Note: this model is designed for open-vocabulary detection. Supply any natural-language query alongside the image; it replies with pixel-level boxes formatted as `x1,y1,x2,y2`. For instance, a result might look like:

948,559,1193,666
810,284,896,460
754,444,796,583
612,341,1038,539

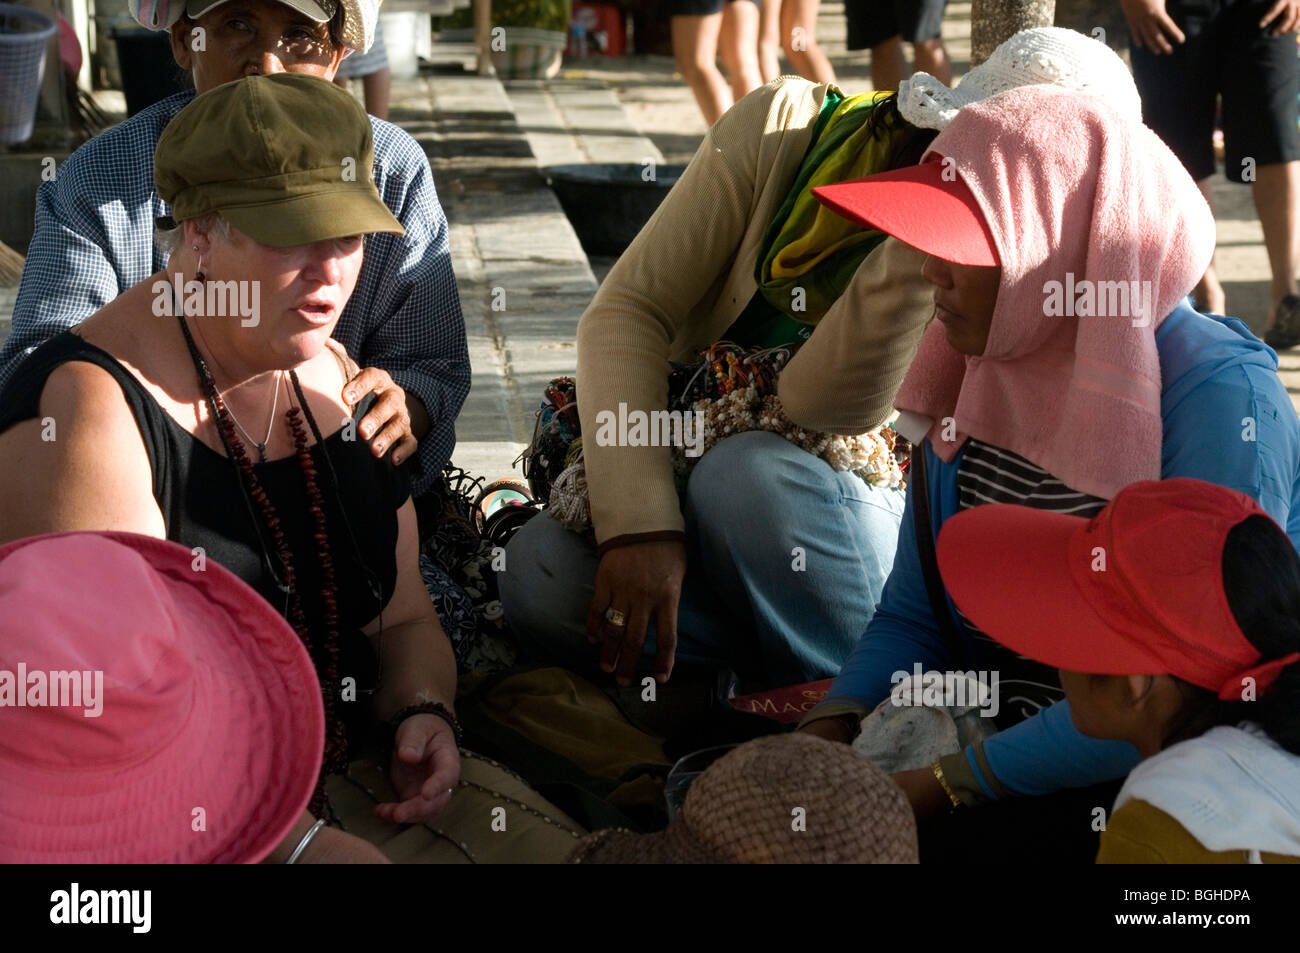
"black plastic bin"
545,163,688,257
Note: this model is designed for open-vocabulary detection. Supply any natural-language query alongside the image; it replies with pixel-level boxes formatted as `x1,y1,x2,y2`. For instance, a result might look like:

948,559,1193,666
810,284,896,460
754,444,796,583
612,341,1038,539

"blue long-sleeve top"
810,302,1300,801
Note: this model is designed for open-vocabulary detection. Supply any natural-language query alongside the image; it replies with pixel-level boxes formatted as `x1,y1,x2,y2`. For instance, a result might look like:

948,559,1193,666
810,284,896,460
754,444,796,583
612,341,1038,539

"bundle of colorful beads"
683,387,904,488
518,377,580,502
525,345,908,534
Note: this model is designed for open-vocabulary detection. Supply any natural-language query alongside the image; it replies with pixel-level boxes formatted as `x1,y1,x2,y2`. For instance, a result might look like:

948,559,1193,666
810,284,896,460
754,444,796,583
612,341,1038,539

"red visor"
812,155,1000,267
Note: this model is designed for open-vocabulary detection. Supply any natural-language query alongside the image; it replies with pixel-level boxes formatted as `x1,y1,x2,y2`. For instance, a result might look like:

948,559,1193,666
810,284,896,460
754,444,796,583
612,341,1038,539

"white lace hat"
131,0,378,53
898,27,1141,131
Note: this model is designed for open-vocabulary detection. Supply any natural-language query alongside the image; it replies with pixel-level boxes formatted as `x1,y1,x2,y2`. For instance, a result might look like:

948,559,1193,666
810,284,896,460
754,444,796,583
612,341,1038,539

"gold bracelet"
931,761,963,810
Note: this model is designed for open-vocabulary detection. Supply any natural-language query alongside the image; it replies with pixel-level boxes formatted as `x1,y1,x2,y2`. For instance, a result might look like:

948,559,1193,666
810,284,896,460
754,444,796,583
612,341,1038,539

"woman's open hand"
1260,0,1300,35
377,713,462,825
1120,0,1186,54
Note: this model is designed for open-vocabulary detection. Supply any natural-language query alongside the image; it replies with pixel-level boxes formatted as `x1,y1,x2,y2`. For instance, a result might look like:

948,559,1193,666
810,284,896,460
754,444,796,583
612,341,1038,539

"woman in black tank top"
0,74,461,864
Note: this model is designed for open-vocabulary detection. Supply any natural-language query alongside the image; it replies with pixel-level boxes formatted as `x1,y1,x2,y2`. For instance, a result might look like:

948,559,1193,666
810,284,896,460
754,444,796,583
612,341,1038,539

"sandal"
1265,294,1300,351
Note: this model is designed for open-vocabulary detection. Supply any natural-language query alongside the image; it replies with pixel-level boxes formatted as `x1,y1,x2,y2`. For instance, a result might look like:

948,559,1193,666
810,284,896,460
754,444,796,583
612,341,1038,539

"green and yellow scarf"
727,87,909,350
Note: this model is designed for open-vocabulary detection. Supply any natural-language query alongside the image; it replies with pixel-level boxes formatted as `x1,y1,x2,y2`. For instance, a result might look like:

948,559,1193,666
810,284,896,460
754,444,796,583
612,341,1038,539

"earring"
195,254,206,283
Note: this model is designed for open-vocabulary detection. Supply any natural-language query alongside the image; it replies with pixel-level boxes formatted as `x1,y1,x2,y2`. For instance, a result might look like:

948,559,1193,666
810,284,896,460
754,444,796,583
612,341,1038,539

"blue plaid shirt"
2,91,469,496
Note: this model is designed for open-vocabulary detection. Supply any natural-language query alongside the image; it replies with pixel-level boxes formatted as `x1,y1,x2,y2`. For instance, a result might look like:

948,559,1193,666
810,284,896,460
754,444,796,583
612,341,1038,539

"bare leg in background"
758,0,784,83
673,13,732,125
870,35,907,91
1194,177,1227,315
360,67,391,121
720,0,764,101
913,35,952,85
781,0,836,84
1253,160,1300,327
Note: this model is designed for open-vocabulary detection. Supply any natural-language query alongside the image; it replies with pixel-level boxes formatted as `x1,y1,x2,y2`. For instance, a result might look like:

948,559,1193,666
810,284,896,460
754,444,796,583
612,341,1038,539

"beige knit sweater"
575,78,935,548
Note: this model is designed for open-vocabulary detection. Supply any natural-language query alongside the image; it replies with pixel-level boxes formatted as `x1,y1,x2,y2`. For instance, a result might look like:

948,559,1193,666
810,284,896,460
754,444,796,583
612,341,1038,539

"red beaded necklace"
177,312,346,816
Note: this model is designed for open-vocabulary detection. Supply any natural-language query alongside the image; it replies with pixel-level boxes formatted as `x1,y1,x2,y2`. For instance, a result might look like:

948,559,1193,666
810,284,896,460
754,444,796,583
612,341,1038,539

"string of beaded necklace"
175,300,347,816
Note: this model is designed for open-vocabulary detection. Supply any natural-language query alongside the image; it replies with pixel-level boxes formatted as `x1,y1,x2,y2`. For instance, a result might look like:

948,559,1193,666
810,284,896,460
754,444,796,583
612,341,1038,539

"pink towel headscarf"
894,84,1215,500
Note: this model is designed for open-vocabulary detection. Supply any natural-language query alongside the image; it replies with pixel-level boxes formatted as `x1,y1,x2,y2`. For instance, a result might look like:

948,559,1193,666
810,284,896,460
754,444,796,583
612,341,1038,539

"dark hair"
1164,515,1300,754
862,93,939,173
327,4,347,49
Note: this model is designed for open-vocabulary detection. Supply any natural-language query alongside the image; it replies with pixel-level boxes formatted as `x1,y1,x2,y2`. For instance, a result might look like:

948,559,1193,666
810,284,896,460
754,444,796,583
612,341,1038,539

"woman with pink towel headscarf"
797,83,1300,863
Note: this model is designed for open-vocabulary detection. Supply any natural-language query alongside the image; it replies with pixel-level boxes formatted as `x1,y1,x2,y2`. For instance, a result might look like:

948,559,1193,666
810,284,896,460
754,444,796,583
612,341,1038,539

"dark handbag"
908,442,973,670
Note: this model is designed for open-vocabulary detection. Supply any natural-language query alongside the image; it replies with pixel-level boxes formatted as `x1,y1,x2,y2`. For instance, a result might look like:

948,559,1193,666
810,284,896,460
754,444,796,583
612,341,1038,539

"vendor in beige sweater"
502,76,933,691
501,29,1123,691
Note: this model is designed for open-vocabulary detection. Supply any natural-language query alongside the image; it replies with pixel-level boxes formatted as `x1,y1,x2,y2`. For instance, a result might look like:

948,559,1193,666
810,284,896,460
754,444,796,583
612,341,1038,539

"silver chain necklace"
181,260,282,463
215,370,282,463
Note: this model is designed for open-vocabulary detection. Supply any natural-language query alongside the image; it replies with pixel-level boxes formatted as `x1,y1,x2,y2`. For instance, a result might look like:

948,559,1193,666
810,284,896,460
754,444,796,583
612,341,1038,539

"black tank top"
0,332,410,645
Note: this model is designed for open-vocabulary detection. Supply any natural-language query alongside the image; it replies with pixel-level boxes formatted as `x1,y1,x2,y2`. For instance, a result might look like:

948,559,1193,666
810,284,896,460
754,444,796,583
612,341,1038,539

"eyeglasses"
195,20,337,63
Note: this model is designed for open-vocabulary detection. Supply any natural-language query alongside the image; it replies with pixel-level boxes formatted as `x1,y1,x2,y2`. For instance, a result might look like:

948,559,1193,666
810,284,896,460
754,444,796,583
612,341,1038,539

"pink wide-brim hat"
0,532,324,863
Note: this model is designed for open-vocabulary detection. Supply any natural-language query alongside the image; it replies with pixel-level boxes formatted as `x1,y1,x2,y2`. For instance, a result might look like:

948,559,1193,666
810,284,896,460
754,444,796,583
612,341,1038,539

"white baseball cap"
898,27,1142,131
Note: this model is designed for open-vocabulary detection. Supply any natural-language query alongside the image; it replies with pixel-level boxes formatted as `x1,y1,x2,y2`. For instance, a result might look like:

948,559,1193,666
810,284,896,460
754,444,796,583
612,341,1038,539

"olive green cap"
153,72,404,247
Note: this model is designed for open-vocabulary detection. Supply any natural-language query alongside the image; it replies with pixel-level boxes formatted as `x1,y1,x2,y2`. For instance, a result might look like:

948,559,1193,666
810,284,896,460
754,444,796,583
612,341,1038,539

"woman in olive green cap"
0,73,583,864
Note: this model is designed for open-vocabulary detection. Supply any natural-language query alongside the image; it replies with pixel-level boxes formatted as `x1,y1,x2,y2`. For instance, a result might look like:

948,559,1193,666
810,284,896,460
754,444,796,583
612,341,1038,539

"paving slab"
0,287,15,344
409,72,597,482
508,79,666,170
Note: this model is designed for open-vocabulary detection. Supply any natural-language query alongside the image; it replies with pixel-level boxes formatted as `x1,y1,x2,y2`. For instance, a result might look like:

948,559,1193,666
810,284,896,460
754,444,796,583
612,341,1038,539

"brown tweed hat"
569,733,918,864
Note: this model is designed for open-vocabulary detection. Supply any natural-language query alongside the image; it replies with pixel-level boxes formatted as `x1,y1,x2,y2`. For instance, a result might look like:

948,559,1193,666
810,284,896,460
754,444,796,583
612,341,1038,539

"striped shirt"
955,439,1108,724
2,91,469,496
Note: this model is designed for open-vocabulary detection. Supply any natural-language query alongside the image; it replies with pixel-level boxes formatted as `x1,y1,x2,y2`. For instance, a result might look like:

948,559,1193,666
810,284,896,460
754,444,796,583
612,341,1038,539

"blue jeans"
499,431,905,688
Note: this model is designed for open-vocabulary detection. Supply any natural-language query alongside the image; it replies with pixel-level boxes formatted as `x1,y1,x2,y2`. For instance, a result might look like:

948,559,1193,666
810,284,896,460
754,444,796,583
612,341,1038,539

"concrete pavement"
400,72,664,479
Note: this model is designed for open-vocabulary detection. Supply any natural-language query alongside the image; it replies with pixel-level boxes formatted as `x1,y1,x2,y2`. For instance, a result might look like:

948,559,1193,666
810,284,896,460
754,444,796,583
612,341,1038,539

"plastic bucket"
491,28,565,80
0,3,57,145
111,25,187,117
439,26,565,80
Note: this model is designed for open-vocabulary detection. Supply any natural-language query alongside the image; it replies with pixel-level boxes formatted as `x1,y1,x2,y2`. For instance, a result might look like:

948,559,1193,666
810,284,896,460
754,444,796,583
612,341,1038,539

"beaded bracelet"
386,701,463,749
